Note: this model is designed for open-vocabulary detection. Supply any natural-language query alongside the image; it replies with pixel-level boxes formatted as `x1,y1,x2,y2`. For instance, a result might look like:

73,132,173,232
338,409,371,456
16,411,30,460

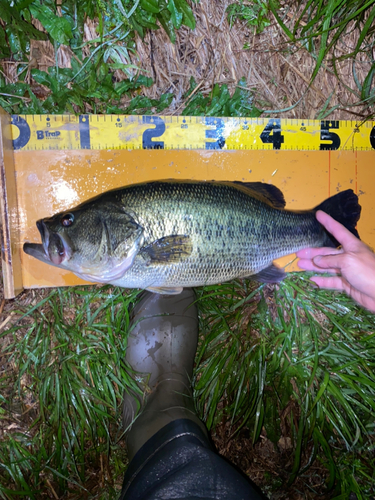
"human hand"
297,210,375,313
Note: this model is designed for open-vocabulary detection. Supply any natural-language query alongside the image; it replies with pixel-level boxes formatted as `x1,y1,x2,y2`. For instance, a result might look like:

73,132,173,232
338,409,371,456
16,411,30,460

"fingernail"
313,256,321,264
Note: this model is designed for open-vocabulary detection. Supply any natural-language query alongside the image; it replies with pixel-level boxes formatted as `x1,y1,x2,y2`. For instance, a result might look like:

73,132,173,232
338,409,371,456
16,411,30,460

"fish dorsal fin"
114,179,286,209
205,180,285,208
230,181,286,209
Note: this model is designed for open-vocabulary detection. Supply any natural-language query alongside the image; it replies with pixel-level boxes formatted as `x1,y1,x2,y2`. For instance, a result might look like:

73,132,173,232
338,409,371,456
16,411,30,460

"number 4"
260,119,284,149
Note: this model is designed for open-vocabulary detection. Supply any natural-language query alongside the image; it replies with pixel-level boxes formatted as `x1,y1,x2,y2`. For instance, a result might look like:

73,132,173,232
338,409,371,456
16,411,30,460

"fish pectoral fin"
146,286,184,295
251,264,286,283
141,235,192,264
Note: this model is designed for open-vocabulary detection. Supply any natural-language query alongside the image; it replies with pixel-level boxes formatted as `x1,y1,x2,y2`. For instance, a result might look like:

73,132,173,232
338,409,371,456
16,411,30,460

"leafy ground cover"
1,277,375,499
1,0,374,118
1,1,375,499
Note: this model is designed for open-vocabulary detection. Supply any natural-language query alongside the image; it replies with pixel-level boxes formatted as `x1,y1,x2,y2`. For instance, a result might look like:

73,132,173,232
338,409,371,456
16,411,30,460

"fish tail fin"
315,189,361,247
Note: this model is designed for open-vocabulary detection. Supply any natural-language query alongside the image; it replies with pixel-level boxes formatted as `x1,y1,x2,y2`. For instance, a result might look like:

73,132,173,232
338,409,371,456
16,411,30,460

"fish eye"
61,213,74,227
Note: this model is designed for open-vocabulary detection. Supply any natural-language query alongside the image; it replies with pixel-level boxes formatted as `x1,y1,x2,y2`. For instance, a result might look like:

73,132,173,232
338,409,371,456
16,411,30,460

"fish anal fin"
146,286,183,295
142,235,192,264
251,264,286,283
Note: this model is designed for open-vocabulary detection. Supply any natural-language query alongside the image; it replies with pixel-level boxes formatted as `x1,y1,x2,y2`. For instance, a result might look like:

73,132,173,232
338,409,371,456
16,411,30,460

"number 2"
142,116,165,149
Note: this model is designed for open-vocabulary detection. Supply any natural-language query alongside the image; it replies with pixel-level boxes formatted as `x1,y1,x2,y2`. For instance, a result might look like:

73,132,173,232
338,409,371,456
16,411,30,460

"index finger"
296,247,342,259
316,211,361,251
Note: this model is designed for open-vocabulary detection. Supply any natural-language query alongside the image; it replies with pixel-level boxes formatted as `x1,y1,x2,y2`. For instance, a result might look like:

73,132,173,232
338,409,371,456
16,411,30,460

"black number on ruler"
142,116,165,149
205,117,225,149
260,119,284,149
370,126,375,149
79,115,90,149
320,121,340,150
11,115,31,150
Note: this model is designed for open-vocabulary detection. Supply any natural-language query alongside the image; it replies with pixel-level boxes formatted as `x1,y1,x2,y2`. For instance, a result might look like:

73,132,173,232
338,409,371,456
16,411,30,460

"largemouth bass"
24,181,361,294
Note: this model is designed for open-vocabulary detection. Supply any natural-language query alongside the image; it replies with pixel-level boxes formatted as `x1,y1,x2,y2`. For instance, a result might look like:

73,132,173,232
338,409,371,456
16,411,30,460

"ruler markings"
9,115,375,152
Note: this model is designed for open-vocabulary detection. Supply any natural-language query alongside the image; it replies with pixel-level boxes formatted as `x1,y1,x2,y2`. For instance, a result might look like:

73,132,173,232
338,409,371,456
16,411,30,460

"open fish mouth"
36,219,50,260
23,220,71,267
23,242,50,264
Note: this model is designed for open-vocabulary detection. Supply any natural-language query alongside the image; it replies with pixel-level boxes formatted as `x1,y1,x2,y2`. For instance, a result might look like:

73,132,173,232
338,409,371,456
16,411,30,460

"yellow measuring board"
1,111,375,298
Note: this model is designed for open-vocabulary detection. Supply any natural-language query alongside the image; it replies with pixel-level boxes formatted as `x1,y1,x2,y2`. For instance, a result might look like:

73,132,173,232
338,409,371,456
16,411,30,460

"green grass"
226,0,272,34
194,276,375,497
269,0,375,118
0,0,195,115
1,276,375,498
1,0,374,118
0,286,142,498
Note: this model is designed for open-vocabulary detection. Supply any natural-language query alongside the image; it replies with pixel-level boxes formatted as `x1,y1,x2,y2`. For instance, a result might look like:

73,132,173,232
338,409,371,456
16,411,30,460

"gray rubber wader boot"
123,288,207,461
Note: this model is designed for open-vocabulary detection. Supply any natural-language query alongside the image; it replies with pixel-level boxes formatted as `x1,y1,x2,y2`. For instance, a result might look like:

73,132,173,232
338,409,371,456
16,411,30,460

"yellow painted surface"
15,148,375,289
10,115,375,151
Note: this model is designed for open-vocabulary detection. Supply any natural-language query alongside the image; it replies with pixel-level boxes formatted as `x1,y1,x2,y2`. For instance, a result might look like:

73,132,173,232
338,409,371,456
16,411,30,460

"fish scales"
23,180,361,293
103,182,324,288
